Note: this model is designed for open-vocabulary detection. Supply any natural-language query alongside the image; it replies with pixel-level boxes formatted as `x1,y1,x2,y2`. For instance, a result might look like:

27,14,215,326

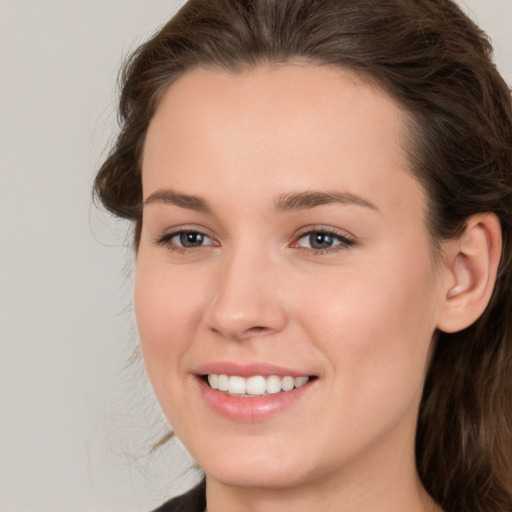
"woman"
94,0,512,511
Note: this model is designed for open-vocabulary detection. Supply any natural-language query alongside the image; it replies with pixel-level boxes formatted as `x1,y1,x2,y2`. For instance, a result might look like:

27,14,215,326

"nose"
204,248,288,341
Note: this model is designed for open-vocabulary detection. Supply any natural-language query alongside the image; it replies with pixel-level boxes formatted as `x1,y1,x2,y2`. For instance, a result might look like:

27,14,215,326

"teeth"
228,376,246,395
266,375,282,394
207,374,310,396
294,376,309,388
246,375,266,395
217,374,229,392
208,374,218,390
281,376,295,392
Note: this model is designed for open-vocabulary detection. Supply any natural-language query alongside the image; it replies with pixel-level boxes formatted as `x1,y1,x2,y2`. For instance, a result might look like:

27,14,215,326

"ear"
437,213,502,333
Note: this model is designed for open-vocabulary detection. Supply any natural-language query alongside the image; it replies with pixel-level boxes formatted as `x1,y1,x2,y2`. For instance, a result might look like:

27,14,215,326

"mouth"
193,362,318,421
201,374,316,397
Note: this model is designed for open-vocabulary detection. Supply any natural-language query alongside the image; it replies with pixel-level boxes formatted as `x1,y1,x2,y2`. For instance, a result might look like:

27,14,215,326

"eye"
293,229,355,252
175,231,210,248
155,230,217,251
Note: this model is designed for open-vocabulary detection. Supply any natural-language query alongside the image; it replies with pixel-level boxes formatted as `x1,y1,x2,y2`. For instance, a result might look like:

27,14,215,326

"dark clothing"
151,480,206,512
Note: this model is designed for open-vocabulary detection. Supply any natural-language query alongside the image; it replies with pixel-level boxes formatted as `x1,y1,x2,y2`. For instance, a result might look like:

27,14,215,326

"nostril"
244,326,273,337
212,325,273,342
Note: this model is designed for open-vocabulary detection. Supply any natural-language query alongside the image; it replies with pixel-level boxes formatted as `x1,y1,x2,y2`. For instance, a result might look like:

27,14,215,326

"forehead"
142,64,424,220
145,64,408,162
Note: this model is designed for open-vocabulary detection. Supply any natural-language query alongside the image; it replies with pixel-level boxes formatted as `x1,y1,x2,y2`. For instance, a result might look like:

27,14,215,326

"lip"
194,361,313,378
192,362,317,422
195,377,315,422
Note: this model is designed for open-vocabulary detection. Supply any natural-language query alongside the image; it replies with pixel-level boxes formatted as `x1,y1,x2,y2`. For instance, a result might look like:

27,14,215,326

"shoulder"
150,480,206,512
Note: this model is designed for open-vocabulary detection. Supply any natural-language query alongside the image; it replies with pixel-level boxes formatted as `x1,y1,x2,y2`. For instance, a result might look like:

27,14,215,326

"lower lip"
195,376,315,422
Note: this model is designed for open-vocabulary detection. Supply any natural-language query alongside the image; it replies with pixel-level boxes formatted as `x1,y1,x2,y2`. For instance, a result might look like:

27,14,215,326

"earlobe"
437,213,502,333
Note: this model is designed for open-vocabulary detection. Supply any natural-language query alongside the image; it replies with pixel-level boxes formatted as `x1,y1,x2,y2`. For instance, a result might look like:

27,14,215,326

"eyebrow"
144,189,212,213
274,191,378,212
143,188,378,214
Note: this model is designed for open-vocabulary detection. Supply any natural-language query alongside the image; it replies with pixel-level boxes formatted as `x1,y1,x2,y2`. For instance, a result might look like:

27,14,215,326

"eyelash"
292,228,356,255
155,229,216,253
154,227,356,255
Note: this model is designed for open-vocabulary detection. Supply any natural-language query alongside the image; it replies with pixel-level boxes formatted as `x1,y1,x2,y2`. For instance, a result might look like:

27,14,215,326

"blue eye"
307,232,335,249
175,231,209,247
156,230,215,250
295,230,354,251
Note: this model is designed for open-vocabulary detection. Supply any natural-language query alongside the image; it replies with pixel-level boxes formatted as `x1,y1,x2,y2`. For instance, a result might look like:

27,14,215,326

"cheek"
287,260,439,463
296,251,439,404
133,260,205,400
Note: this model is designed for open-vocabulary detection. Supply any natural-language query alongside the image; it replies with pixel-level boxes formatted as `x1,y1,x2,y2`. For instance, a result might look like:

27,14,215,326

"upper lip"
194,361,314,378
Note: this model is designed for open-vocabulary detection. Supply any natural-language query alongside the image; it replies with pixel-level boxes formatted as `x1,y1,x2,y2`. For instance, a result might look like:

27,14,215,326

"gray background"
1,1,511,510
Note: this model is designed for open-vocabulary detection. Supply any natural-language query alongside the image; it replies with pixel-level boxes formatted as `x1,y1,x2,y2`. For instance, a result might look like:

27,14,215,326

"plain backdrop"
1,1,511,511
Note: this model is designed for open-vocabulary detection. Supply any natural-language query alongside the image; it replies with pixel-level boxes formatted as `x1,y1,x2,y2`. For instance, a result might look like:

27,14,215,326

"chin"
195,443,314,490
205,463,311,491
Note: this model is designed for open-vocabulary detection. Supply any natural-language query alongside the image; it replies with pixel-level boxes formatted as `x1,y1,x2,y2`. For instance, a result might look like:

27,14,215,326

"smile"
195,365,318,421
206,374,310,396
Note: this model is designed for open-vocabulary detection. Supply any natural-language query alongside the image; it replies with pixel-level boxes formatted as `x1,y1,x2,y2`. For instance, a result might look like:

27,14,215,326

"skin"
135,64,449,512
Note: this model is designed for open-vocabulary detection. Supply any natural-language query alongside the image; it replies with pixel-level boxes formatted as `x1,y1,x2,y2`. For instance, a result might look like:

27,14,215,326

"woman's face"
136,65,448,491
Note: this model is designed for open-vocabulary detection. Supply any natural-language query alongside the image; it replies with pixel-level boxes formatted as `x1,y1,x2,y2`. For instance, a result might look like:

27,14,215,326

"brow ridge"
274,191,378,212
144,188,377,214
144,189,211,213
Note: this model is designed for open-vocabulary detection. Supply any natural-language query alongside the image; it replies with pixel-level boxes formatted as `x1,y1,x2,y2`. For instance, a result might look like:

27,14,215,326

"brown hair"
94,1,512,510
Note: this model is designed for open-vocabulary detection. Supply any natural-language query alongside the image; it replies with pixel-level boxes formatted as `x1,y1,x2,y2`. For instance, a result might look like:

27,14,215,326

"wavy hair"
94,1,512,510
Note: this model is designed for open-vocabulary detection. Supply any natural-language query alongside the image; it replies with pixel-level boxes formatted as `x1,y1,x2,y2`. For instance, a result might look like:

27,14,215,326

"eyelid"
293,225,356,241
290,225,356,252
154,226,219,250
153,224,356,254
